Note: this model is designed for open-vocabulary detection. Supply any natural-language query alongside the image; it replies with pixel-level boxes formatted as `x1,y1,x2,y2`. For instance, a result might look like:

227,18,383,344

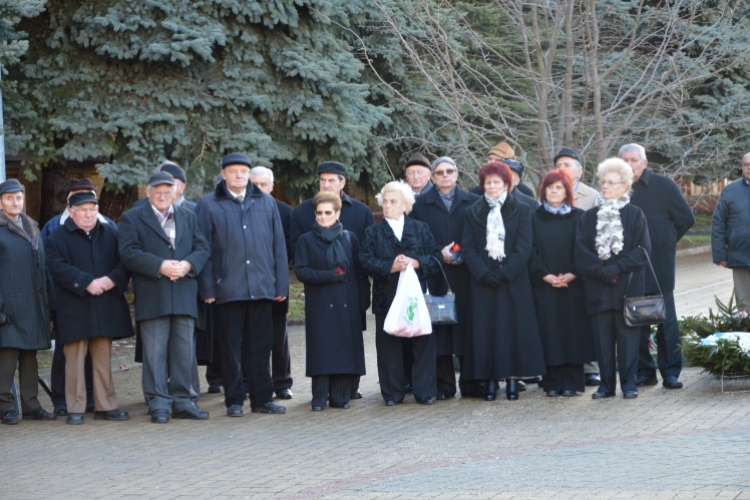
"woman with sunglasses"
294,191,370,411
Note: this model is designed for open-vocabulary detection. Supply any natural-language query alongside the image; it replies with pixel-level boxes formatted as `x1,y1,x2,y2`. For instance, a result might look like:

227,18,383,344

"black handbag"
423,257,458,325
623,246,666,327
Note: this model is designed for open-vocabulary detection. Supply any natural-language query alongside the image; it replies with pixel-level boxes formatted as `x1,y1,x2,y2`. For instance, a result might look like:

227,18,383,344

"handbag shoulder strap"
624,246,662,298
429,255,452,294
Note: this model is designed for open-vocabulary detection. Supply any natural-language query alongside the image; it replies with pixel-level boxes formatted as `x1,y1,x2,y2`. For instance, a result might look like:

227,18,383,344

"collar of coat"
214,179,263,201
0,212,41,249
470,191,518,225
63,216,103,236
636,168,652,186
422,185,473,213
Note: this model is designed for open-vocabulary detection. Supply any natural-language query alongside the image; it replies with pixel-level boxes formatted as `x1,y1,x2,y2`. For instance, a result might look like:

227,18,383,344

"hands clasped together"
159,259,194,281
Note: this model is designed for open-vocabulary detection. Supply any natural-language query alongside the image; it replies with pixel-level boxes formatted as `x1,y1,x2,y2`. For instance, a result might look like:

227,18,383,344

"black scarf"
313,221,349,271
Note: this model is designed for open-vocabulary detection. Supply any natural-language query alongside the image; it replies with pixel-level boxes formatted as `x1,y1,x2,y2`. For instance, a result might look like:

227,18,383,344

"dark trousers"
591,310,640,394
311,375,352,408
638,290,682,380
217,300,274,409
436,354,456,396
403,338,414,384
375,314,436,402
50,336,94,408
542,364,585,393
271,312,293,393
205,326,223,386
0,348,41,414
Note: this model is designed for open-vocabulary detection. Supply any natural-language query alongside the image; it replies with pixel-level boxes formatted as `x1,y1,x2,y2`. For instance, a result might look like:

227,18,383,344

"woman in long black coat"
530,169,595,397
295,192,369,411
360,181,442,406
462,161,546,401
575,158,651,400
410,157,479,399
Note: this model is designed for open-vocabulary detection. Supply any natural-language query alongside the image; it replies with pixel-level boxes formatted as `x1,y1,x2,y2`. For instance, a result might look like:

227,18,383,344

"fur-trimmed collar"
0,212,41,249
470,192,518,225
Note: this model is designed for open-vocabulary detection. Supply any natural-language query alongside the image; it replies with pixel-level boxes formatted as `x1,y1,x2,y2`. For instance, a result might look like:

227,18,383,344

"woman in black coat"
294,192,369,411
575,158,651,400
530,169,595,397
462,161,546,401
410,157,480,399
360,181,442,406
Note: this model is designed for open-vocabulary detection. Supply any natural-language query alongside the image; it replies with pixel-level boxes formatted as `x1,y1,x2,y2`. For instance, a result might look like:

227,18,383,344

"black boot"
506,379,519,401
485,380,497,401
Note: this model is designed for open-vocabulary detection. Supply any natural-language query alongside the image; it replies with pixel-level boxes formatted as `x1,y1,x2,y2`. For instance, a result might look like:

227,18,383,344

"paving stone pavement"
3,253,750,500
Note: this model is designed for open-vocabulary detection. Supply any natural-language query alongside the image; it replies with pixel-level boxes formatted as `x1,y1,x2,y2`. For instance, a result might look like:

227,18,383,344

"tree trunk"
98,181,138,224
39,161,69,227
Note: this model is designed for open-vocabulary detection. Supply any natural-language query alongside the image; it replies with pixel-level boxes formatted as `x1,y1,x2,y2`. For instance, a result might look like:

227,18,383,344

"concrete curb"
677,244,712,257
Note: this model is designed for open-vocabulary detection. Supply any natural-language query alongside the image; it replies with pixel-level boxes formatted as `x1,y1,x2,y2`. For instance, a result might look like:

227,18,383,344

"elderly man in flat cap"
120,172,210,423
196,153,289,416
554,147,599,210
0,179,56,425
403,153,435,197
289,160,373,399
40,177,117,416
45,191,132,425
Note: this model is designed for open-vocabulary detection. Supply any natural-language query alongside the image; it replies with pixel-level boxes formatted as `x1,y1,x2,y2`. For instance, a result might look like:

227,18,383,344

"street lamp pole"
0,69,6,181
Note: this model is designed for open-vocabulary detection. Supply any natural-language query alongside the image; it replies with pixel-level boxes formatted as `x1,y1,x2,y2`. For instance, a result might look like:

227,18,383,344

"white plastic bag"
383,264,433,337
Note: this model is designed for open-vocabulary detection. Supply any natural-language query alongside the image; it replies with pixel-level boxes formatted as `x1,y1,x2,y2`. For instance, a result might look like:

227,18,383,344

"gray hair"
431,156,456,172
250,166,274,183
376,180,416,214
618,143,647,161
597,158,634,190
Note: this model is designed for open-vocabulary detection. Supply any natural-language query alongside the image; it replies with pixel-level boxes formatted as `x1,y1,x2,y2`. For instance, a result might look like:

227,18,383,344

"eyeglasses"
434,169,456,176
315,210,336,216
600,181,625,187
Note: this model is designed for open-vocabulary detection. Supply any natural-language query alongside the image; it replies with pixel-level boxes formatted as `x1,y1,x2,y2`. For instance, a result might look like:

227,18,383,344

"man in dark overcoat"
119,172,210,423
196,153,289,417
410,156,479,399
45,191,132,425
620,143,695,389
289,161,373,398
0,179,56,425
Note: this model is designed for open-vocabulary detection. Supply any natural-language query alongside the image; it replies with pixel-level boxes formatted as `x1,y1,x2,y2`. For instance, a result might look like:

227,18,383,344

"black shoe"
251,402,286,414
522,376,542,384
173,407,209,420
94,409,130,421
330,403,351,409
506,379,519,401
663,376,683,389
385,400,397,406
415,397,434,405
561,390,577,397
623,391,639,399
66,413,85,425
276,389,293,400
22,407,56,421
350,391,363,400
1,411,19,425
53,404,68,416
85,403,95,413
207,383,222,394
485,380,497,401
517,380,526,392
312,405,324,412
585,374,601,387
546,390,560,397
592,391,615,399
150,409,170,424
404,381,414,394
435,392,453,400
636,375,658,387
226,404,243,417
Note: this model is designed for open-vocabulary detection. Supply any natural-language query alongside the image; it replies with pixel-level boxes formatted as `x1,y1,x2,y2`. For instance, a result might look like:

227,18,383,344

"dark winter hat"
222,153,252,169
553,147,582,166
504,159,525,178
68,191,98,207
317,161,348,177
158,161,187,184
148,171,175,187
66,177,97,194
0,178,24,196
404,153,431,171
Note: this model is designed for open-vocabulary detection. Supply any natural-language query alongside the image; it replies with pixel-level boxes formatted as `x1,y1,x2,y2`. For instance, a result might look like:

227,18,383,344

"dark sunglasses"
434,168,456,176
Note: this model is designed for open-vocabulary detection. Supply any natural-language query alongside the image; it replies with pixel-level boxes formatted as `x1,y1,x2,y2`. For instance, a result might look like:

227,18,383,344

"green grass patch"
288,282,305,325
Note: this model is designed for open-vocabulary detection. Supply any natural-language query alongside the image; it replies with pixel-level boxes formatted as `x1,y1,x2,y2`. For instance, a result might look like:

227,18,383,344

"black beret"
317,161,347,177
0,179,24,196
68,191,98,207
159,161,187,184
222,153,252,169
503,159,525,178
148,171,175,187
66,177,96,194
553,147,582,166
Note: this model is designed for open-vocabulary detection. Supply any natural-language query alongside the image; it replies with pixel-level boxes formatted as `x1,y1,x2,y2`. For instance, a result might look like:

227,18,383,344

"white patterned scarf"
485,190,508,261
594,193,630,260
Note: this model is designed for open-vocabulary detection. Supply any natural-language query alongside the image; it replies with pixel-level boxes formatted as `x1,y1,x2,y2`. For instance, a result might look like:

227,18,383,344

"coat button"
344,304,348,308
246,260,250,264
330,304,333,308
74,283,79,288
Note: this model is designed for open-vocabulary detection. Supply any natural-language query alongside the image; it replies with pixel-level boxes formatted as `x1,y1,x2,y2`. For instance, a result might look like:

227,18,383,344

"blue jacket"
712,178,750,268
196,180,289,304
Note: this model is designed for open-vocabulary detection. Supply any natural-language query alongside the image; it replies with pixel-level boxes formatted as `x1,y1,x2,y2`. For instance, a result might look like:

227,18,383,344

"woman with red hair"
530,169,596,397
461,161,546,401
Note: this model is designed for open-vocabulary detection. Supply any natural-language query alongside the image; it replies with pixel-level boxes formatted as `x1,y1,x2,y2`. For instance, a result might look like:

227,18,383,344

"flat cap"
317,161,347,177
489,142,515,160
0,178,24,196
222,153,252,169
553,147,582,166
66,177,96,194
148,171,175,187
404,153,431,171
159,161,187,184
68,191,98,207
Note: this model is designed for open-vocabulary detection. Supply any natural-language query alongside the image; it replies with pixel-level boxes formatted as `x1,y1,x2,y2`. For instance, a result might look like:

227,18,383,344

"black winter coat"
575,203,652,315
45,218,133,344
0,213,51,351
119,202,210,321
529,207,595,366
410,186,480,356
461,194,546,379
295,230,368,377
272,199,293,315
631,168,695,293
471,184,537,201
360,216,441,315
